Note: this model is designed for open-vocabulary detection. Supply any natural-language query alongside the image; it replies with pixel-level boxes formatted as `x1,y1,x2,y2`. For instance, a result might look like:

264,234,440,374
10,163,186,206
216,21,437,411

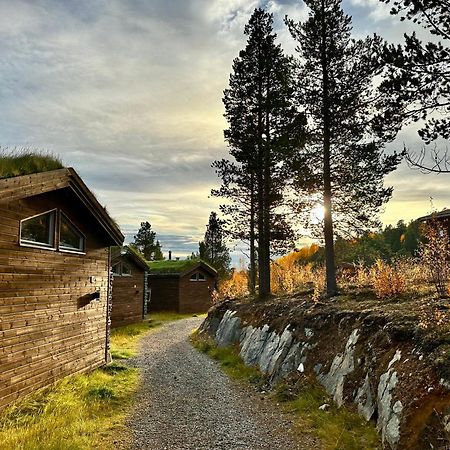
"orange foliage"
218,269,249,299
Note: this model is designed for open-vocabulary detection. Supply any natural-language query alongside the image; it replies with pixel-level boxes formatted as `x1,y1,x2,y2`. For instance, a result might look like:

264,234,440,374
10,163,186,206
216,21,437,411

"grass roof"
148,259,218,275
148,259,200,274
0,149,63,179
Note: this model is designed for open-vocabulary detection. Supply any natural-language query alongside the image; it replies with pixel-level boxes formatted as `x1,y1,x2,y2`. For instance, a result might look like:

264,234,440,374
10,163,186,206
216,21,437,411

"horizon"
0,0,448,262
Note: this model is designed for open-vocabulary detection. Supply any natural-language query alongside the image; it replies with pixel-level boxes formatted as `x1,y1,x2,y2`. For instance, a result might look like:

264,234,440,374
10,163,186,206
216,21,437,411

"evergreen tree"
286,0,401,295
377,0,450,172
199,212,231,278
219,8,305,298
132,221,164,261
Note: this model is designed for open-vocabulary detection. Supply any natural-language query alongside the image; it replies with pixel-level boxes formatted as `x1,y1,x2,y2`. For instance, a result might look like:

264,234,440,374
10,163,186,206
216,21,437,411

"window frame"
112,261,132,277
58,212,86,254
19,209,57,251
189,272,207,282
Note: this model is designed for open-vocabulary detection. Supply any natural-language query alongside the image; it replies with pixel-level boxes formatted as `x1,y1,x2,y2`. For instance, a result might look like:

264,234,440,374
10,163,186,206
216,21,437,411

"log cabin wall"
178,269,216,314
111,257,145,328
0,190,111,409
147,276,180,312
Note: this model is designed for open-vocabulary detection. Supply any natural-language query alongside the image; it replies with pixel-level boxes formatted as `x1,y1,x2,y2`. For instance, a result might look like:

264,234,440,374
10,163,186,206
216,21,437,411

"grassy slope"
0,313,192,450
191,331,380,450
0,151,63,179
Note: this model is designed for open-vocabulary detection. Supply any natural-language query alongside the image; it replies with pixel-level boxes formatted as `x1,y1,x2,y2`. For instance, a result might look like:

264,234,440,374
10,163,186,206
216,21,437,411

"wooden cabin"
148,260,217,314
0,168,123,409
419,209,450,235
111,246,148,328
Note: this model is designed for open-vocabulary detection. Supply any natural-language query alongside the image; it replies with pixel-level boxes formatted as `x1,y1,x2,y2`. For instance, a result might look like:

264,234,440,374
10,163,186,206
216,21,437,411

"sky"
0,0,448,260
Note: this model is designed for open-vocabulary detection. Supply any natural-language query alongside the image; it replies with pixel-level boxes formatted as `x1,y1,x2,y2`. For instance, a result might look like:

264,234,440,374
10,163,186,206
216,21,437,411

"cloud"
0,0,448,262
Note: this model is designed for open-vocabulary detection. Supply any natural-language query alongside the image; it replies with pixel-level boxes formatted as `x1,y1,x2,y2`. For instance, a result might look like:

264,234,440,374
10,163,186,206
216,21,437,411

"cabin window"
121,263,132,276
59,214,85,253
112,262,132,276
190,272,206,282
20,210,56,249
112,263,121,276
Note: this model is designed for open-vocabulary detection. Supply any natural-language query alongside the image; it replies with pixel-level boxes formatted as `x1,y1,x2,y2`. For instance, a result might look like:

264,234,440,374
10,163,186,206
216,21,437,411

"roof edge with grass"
0,149,64,179
148,259,217,276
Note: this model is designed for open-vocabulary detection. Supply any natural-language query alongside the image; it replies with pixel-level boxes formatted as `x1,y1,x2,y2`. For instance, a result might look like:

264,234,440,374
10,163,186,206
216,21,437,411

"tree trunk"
320,0,338,296
249,172,257,296
257,45,268,300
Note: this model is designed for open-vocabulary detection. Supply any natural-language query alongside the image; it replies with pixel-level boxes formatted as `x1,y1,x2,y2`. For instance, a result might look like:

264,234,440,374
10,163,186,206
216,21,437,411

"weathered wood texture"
0,189,111,409
178,270,215,314
148,268,215,313
148,276,179,312
111,259,145,328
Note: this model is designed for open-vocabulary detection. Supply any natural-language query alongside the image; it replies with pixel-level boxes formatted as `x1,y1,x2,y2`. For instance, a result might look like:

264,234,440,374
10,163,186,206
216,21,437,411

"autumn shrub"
218,269,249,299
370,259,406,299
420,220,450,298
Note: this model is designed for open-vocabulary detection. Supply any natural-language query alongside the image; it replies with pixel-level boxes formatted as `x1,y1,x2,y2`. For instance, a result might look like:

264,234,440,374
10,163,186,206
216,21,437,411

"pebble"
125,318,318,450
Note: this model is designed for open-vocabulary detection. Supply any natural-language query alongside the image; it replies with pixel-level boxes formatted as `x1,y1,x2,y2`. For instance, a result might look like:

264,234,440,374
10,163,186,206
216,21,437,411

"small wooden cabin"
111,246,148,328
419,209,450,235
0,168,123,409
148,260,217,314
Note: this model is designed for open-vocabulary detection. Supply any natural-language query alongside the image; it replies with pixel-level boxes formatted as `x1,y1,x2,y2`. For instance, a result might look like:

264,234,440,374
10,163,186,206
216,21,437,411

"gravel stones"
126,318,314,450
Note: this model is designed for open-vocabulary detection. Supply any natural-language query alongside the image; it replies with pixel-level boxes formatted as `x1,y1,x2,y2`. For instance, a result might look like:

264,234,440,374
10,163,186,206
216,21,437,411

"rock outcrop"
199,298,450,449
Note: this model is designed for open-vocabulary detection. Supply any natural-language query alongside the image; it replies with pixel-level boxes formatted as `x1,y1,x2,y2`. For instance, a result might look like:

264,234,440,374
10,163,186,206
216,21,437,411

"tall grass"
0,148,63,179
0,364,137,450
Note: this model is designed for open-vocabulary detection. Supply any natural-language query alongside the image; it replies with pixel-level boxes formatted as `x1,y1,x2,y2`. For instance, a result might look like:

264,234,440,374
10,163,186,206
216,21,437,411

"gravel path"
126,317,319,450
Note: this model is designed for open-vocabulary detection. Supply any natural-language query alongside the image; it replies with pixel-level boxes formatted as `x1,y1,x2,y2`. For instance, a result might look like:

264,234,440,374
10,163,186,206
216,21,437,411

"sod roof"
0,152,63,179
147,259,217,276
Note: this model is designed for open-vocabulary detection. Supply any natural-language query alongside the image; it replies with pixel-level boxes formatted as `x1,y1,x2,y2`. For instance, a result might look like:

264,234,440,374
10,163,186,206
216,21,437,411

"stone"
377,350,402,448
215,310,242,347
355,374,375,421
319,329,359,408
239,325,271,366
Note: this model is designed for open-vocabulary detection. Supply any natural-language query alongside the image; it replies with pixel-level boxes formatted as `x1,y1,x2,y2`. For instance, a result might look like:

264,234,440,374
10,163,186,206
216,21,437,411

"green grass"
190,331,263,383
0,313,193,450
0,149,63,179
148,259,201,273
191,332,380,450
0,363,137,450
110,313,196,360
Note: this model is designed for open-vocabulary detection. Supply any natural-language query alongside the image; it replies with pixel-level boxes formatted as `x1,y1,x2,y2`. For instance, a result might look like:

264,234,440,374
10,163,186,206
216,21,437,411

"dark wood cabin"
111,246,148,328
418,209,450,235
0,168,123,410
148,260,217,314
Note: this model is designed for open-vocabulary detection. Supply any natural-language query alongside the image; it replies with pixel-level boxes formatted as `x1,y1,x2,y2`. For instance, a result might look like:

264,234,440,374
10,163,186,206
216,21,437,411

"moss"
0,149,63,179
148,259,215,274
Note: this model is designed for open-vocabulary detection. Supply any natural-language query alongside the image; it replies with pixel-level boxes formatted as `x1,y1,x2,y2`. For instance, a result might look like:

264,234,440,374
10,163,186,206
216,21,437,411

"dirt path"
125,317,319,450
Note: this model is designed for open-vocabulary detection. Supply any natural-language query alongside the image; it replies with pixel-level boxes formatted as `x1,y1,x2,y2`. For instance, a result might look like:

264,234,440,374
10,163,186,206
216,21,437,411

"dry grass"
218,250,439,301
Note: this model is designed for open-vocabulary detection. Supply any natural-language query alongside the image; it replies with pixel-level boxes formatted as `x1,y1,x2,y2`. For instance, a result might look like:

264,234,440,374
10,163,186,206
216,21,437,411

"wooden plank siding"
148,276,180,312
178,270,215,314
111,260,146,328
0,189,112,409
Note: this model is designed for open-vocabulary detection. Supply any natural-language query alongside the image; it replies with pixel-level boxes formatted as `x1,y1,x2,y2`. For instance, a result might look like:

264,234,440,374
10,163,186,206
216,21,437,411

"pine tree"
133,221,164,261
199,212,231,278
219,8,305,299
286,0,401,295
377,0,450,172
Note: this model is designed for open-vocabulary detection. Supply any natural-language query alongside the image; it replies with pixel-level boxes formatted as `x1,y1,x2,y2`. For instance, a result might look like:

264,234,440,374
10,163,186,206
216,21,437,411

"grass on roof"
148,259,201,273
0,148,63,179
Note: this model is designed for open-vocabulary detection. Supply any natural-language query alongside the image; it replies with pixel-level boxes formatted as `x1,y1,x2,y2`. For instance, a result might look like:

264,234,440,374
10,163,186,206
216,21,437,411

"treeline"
305,220,422,266
212,0,448,298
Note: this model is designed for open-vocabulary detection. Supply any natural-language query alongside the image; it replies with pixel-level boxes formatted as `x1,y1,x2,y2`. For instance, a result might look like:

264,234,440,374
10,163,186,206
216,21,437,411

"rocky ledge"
199,297,450,449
